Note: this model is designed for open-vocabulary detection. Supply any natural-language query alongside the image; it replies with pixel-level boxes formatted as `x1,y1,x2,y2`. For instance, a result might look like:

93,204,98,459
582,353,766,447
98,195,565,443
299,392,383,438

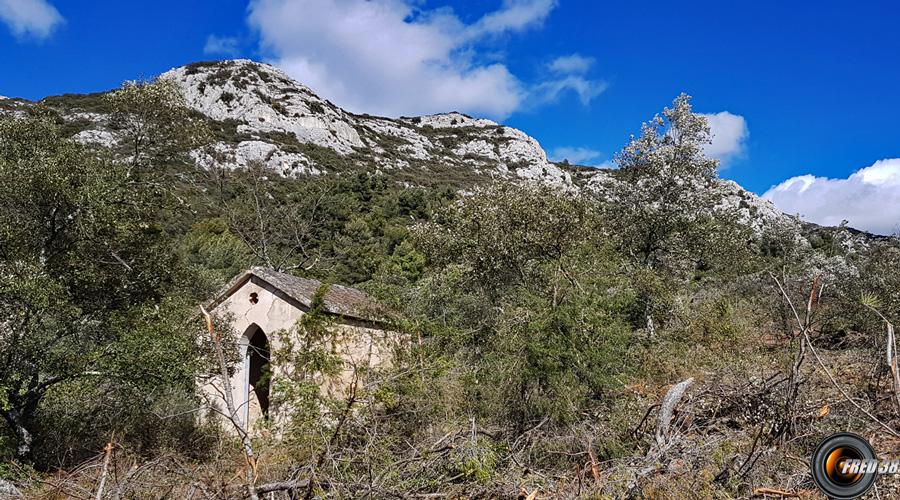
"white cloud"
531,52,606,106
700,111,748,165
547,54,594,74
763,158,900,235
0,0,63,40
464,0,556,39
533,75,607,105
204,35,240,57
248,0,590,119
529,54,609,106
548,146,602,165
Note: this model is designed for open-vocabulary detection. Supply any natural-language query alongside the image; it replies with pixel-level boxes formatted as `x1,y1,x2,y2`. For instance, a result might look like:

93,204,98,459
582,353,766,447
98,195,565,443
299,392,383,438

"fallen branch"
656,377,694,448
752,487,799,497
255,480,310,495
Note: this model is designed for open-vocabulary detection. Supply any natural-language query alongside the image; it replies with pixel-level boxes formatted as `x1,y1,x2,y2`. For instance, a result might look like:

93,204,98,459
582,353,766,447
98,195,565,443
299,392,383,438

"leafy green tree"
207,163,342,273
204,168,446,285
602,94,751,327
106,79,208,169
411,183,634,432
178,217,254,295
0,112,198,462
610,93,722,271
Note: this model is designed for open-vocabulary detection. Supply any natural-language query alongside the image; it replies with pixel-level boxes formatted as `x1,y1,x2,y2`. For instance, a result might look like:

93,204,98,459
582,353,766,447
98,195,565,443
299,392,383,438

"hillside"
3,59,810,236
5,59,900,499
24,59,570,186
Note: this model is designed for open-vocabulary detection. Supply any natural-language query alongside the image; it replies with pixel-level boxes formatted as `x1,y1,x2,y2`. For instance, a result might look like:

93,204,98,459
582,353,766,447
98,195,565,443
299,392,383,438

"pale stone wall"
200,275,393,433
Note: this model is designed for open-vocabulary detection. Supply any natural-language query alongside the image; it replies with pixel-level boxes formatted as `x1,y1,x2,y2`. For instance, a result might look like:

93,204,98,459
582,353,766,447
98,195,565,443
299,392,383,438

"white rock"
0,479,21,498
160,60,364,155
191,140,320,176
361,117,433,160
407,112,497,129
155,60,579,186
453,139,497,161
73,129,118,148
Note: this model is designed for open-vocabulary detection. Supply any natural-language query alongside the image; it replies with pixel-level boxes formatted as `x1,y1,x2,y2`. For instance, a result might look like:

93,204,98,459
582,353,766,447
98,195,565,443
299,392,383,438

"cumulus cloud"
548,146,602,165
204,35,240,57
763,158,900,235
0,0,63,40
700,111,748,165
248,0,602,119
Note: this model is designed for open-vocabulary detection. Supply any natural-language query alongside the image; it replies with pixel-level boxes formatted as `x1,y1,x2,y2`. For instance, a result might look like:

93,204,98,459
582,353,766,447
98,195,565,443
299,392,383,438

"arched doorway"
244,325,271,426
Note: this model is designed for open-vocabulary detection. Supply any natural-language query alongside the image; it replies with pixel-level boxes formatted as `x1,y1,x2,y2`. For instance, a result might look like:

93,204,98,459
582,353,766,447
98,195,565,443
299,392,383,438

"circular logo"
811,433,877,499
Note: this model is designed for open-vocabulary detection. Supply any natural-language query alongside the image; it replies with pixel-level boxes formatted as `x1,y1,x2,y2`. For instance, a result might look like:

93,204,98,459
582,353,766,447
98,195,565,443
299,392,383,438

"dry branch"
200,305,259,500
655,377,694,448
93,439,114,500
770,274,900,438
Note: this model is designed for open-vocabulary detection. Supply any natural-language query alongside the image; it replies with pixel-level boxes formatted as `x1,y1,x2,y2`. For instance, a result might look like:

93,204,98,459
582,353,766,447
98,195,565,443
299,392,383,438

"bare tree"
208,163,334,272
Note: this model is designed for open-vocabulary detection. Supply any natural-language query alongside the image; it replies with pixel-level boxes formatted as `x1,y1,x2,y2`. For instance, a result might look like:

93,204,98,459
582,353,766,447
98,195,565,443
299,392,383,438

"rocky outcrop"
158,60,571,186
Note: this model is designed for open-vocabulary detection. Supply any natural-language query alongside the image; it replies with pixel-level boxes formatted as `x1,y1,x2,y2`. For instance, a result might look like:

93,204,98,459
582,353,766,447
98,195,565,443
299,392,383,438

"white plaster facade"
201,267,394,432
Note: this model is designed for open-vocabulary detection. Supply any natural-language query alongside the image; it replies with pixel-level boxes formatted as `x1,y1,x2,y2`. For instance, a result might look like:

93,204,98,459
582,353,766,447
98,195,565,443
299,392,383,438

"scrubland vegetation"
1,82,900,498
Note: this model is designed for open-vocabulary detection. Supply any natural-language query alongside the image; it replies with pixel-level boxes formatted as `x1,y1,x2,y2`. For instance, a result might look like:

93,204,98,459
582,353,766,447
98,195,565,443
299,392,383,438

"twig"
752,487,799,497
586,441,602,485
629,403,660,438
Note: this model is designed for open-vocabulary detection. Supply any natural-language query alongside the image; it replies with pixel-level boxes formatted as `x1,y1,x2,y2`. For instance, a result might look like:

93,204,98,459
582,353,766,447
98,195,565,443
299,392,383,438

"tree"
411,183,634,432
106,78,208,169
600,94,751,327
0,111,197,462
207,163,335,273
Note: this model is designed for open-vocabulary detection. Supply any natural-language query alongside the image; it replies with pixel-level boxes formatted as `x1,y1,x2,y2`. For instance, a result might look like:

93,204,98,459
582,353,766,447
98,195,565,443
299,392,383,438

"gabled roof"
210,267,388,325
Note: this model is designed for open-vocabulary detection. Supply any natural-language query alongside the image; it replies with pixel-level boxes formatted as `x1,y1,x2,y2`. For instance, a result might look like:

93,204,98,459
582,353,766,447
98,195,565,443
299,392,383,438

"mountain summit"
159,59,572,185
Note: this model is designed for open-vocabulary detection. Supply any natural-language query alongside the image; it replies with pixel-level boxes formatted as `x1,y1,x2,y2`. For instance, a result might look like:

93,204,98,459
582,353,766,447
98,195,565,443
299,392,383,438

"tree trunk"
4,408,33,459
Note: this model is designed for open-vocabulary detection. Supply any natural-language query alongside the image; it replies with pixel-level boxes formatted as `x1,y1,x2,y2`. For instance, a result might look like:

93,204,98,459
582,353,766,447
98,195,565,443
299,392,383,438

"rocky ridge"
2,58,874,245
161,59,572,185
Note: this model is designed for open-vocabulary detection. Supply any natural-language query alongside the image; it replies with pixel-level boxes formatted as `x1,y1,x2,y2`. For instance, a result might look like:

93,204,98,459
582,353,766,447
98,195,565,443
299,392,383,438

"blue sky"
2,0,900,233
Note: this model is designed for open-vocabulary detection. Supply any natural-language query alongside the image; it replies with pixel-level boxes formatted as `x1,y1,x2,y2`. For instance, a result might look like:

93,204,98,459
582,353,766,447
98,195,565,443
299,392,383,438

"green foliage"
449,437,500,482
201,167,450,285
105,78,209,168
40,92,115,114
9,81,900,498
0,106,201,465
860,290,883,311
603,94,753,327
409,183,635,431
271,285,348,457
179,217,253,295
